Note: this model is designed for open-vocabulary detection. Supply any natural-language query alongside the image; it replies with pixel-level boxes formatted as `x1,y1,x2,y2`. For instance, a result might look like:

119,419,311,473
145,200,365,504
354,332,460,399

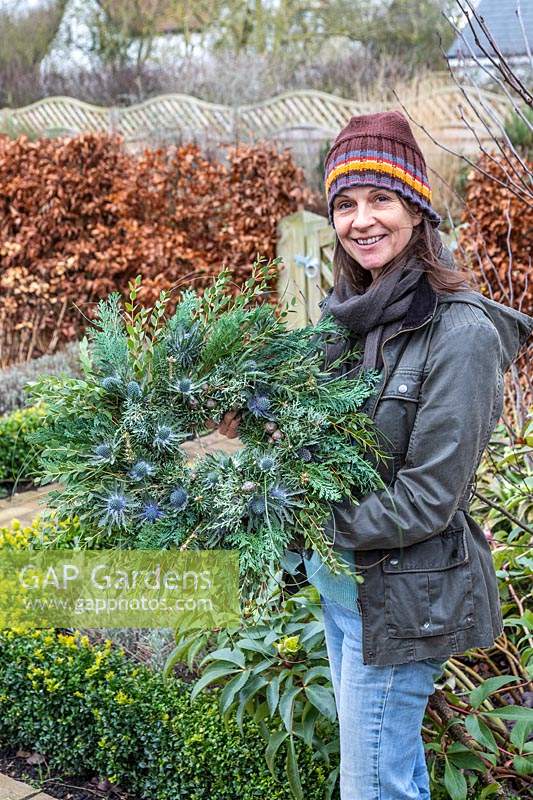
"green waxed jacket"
314,272,533,666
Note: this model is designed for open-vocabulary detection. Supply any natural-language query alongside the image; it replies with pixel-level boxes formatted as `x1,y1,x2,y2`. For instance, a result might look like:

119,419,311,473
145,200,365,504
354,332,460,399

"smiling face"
332,185,422,281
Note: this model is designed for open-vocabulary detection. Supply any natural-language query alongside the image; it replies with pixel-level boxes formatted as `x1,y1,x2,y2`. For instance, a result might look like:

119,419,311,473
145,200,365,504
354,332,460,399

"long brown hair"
332,195,472,295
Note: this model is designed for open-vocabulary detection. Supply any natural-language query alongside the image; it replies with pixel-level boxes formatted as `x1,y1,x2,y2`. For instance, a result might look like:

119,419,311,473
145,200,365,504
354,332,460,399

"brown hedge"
458,150,532,316
0,133,313,366
457,150,532,414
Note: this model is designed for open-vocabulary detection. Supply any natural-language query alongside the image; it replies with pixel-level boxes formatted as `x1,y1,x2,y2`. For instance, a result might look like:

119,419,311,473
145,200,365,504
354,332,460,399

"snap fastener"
422,621,430,629
398,383,408,393
389,558,399,566
465,615,473,623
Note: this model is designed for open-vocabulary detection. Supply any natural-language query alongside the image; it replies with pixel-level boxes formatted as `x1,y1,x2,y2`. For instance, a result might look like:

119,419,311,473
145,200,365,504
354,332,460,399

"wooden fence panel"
1,86,512,155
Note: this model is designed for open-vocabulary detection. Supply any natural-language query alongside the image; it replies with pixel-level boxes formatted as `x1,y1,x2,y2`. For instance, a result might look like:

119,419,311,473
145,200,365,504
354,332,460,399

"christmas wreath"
28,260,386,601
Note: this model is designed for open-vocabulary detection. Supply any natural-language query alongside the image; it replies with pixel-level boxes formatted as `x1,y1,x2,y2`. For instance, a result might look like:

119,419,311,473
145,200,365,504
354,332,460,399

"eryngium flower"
296,447,313,462
128,460,155,481
248,495,266,515
139,500,164,523
204,471,220,487
169,486,188,511
152,424,179,451
269,485,291,504
126,380,142,400
257,454,276,472
247,394,273,419
267,485,306,523
91,442,115,464
98,491,129,528
174,377,192,394
101,375,122,392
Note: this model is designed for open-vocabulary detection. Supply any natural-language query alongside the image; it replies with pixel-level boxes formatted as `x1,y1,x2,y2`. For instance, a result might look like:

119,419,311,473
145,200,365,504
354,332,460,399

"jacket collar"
399,271,438,331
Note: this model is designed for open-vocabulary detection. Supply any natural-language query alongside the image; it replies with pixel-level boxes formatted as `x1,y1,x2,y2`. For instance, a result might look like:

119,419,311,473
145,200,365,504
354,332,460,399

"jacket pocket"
382,527,475,638
374,369,423,454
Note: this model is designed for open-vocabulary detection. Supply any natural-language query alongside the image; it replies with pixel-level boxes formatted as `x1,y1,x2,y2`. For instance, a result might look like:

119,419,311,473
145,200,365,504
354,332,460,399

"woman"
217,111,533,799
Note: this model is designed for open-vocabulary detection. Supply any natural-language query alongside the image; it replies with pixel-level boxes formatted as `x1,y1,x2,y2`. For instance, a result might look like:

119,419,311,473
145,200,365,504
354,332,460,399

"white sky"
0,0,46,10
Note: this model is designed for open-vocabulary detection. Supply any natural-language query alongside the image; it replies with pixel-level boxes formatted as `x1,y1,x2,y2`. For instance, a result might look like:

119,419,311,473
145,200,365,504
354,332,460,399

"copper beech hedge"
457,150,532,411
458,150,532,316
0,133,313,365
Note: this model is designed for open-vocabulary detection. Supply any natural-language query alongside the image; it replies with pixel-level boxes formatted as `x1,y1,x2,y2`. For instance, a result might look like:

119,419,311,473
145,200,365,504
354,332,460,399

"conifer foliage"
27,260,385,599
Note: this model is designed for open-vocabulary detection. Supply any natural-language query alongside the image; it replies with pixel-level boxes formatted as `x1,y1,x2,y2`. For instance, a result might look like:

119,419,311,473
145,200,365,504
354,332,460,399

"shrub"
0,341,81,415
0,514,83,550
457,149,532,414
0,134,312,366
0,628,333,800
0,404,47,485
458,150,532,316
504,105,533,161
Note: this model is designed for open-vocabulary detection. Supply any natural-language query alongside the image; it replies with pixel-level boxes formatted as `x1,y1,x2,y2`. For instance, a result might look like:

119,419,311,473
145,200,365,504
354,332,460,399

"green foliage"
0,513,83,551
25,259,386,600
169,511,533,800
164,581,340,799
0,628,332,800
0,404,47,486
472,416,533,539
504,105,533,161
356,0,457,68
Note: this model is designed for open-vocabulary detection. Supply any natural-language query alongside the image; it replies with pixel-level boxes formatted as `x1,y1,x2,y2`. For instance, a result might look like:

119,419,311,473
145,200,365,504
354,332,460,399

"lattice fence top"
0,86,512,151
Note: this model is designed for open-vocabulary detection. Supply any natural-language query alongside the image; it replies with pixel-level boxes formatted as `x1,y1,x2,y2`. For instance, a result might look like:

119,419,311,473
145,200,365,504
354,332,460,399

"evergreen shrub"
0,628,334,800
0,404,46,485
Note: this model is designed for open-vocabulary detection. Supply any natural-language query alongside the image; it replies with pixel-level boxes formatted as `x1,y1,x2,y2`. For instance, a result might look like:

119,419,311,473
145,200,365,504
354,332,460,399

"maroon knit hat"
324,110,440,227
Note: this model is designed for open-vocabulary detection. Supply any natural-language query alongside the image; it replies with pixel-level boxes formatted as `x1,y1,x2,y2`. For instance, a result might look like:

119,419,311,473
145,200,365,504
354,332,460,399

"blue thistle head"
128,460,155,481
169,486,188,511
204,471,219,487
140,500,164,523
248,495,266,515
101,375,122,393
92,442,114,463
257,454,276,472
152,425,177,451
126,380,142,400
296,447,313,462
175,378,193,394
247,394,271,418
99,490,129,528
269,485,290,505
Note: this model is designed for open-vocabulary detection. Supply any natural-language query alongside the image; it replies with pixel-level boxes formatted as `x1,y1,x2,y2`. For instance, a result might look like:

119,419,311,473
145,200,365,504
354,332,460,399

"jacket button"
389,558,399,566
398,383,408,393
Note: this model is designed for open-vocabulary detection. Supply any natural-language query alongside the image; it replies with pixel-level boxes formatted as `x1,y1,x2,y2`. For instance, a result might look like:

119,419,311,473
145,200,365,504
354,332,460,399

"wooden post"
276,210,334,329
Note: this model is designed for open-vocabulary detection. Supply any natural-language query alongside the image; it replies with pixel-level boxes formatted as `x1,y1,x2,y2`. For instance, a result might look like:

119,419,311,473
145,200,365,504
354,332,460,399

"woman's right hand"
206,410,241,439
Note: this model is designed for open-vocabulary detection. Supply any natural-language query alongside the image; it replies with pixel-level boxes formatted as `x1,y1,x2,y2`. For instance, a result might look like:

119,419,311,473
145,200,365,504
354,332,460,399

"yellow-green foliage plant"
0,626,335,799
0,404,47,486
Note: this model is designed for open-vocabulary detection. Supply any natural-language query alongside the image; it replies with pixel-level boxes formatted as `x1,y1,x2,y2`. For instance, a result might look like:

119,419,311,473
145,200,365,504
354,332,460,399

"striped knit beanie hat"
324,110,441,228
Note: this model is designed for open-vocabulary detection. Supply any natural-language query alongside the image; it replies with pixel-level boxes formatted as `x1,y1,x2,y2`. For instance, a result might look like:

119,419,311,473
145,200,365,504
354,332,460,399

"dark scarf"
326,256,424,373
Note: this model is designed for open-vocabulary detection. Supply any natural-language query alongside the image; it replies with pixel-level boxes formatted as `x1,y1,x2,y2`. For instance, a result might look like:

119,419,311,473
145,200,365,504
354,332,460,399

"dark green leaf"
265,730,288,777
444,759,467,800
286,735,303,800
190,664,239,701
279,685,302,733
465,715,498,753
469,675,520,709
304,684,336,722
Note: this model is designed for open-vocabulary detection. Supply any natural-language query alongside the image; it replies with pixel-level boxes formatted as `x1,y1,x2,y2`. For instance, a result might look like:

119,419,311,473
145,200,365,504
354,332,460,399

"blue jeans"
320,595,445,800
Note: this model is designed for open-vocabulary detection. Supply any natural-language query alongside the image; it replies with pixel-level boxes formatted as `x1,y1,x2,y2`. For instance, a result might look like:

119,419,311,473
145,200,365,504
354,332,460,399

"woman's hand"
206,410,241,439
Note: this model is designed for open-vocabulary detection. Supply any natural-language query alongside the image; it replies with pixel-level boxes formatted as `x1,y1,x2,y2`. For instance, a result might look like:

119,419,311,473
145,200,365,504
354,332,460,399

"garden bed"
0,746,139,800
